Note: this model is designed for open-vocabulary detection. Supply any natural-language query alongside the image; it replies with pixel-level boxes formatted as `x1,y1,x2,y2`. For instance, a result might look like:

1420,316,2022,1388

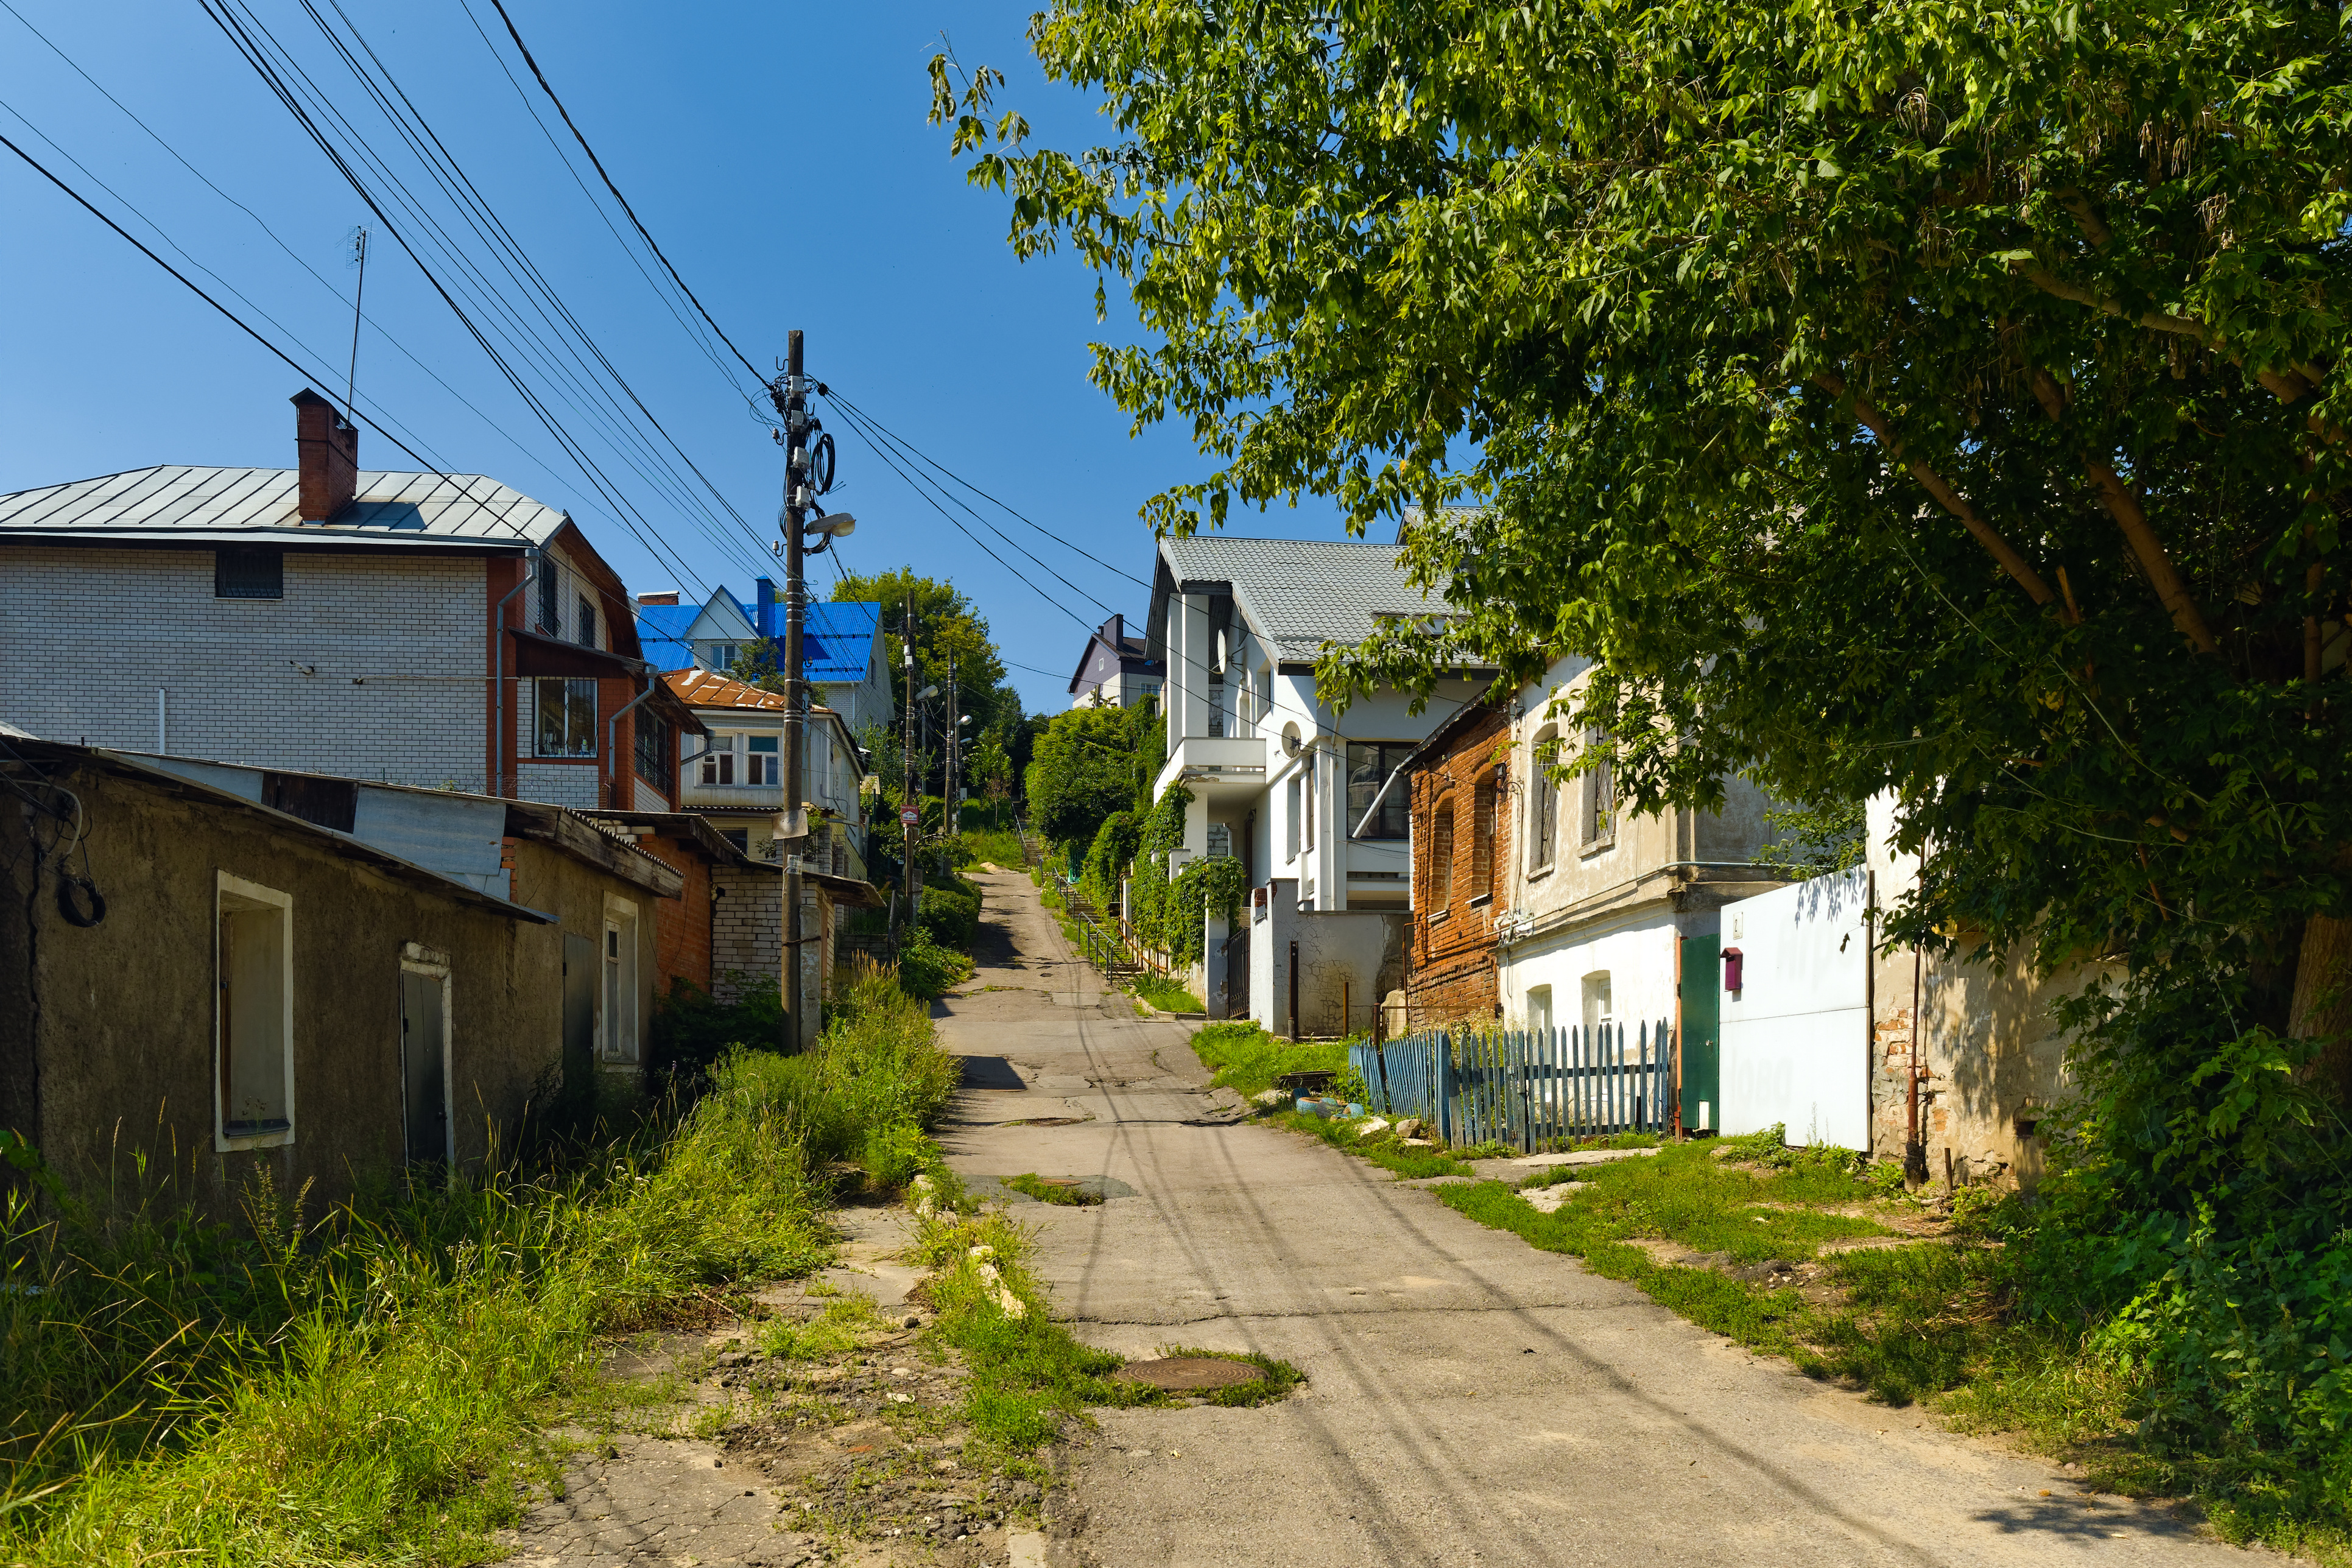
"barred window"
214,547,283,600
633,712,671,786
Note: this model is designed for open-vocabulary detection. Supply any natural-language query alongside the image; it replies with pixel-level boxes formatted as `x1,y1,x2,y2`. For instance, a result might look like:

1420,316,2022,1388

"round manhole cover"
1110,1357,1263,1392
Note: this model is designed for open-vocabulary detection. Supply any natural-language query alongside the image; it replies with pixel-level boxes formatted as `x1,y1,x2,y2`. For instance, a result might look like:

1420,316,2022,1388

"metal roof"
666,669,791,711
0,465,563,549
637,598,881,683
1154,536,1451,661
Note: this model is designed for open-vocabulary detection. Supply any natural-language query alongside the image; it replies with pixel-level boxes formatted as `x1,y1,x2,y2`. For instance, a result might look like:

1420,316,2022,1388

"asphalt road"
934,865,2253,1568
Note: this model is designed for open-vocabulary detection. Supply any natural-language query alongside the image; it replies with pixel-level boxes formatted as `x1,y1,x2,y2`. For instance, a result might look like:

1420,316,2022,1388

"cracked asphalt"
936,865,2255,1568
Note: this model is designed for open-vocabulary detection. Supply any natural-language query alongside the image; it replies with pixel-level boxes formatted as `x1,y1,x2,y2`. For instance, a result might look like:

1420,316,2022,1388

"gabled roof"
0,465,563,550
635,595,880,684
1067,613,1165,694
1150,536,1452,663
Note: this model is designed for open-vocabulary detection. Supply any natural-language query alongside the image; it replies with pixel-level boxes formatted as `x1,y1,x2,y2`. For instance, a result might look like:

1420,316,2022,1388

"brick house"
1396,688,1515,1028
0,388,703,809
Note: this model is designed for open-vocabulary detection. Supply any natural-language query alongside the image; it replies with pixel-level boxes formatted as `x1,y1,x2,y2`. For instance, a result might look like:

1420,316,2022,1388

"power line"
823,388,1155,591
482,0,768,388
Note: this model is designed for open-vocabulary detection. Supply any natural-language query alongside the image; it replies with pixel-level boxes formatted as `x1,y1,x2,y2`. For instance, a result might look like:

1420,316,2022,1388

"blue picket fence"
1350,1021,1676,1149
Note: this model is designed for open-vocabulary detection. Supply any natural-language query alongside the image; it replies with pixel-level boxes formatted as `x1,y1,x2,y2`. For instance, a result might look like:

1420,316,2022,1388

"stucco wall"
505,835,662,1083
1,759,560,1214
0,545,491,788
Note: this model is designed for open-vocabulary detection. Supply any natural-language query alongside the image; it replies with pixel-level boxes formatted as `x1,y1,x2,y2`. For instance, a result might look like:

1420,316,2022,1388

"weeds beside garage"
0,960,956,1567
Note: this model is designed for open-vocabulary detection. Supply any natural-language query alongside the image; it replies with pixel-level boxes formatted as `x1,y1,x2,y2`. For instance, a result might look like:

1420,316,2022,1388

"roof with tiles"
0,465,565,549
1153,535,1450,661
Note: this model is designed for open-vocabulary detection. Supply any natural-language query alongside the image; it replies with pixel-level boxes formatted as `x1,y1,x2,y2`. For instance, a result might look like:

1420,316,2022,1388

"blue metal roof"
633,594,879,683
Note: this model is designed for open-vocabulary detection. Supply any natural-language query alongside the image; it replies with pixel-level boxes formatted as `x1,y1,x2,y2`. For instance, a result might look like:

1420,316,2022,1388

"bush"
897,927,974,999
918,876,982,948
649,976,785,1083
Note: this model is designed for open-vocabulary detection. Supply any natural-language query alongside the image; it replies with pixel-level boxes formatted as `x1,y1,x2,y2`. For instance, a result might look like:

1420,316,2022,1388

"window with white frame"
700,732,737,784
216,872,294,1147
535,678,597,757
1285,776,1301,862
747,733,779,785
601,899,639,1064
1580,726,1615,846
708,642,739,670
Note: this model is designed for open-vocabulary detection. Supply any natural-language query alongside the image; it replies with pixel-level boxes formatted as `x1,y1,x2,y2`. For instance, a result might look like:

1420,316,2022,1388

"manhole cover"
1110,1357,1263,1392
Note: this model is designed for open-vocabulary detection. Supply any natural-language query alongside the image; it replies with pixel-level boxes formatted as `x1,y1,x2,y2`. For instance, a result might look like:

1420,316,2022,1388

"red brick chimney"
291,388,357,522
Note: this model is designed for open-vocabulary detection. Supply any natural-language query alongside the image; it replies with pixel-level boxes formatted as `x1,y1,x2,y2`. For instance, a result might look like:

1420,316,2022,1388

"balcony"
679,778,784,812
1153,733,1269,804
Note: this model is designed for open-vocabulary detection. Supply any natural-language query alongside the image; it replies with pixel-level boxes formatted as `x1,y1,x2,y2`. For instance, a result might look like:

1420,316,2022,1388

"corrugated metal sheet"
0,466,565,547
138,755,266,801
1158,535,1449,660
351,786,511,899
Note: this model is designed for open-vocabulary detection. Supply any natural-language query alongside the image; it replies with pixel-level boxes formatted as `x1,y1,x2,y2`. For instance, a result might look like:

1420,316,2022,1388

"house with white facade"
636,589,892,736
1066,613,1165,709
0,389,704,811
1147,536,1494,1033
664,669,872,879
1481,656,1786,1133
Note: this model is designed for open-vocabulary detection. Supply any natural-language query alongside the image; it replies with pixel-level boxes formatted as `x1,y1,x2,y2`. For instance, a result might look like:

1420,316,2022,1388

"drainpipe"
491,548,540,796
605,674,657,809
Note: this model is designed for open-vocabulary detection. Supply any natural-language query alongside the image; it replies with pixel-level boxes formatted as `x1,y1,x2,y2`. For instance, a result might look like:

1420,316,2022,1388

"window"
1582,971,1614,1042
215,873,294,1147
535,677,597,758
601,900,639,1064
575,594,597,650
719,828,748,853
1472,776,1497,900
537,558,560,635
1430,803,1456,910
214,547,283,600
1526,985,1554,1033
1302,754,1315,850
708,642,738,671
633,712,671,786
1346,743,1412,840
1285,776,1301,862
1529,729,1560,871
700,734,736,785
1581,727,1615,846
747,733,779,786
1208,677,1225,737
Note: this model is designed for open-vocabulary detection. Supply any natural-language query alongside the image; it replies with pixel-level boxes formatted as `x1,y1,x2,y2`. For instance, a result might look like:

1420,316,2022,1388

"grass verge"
1000,1174,1103,1207
1189,1021,1350,1097
0,959,957,1566
1131,976,1205,1014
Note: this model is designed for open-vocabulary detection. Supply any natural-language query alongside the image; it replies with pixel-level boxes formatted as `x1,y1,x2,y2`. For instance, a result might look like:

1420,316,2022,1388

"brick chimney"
291,388,357,522
637,591,680,606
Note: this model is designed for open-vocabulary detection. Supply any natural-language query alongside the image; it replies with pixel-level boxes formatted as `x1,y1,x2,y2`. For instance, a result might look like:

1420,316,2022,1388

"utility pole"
945,650,957,838
901,591,917,924
776,331,810,1051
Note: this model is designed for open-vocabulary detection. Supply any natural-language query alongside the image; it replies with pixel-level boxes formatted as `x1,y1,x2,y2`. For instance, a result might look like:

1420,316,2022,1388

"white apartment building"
664,669,871,881
1147,535,1490,1033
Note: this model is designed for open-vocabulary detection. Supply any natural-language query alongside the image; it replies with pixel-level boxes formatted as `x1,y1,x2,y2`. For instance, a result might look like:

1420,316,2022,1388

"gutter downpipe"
491,549,539,797
606,673,658,809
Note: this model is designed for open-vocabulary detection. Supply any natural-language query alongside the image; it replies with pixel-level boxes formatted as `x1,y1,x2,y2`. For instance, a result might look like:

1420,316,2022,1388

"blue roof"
632,594,879,684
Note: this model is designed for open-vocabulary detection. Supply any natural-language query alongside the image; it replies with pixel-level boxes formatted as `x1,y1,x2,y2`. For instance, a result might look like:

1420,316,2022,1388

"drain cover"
1111,1357,1263,1392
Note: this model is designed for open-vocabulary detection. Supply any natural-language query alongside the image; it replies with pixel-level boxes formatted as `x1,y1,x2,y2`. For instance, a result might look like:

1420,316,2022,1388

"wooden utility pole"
776,330,809,1050
902,591,917,921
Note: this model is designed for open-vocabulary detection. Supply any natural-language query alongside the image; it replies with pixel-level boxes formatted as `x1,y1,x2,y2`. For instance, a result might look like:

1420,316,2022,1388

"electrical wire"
482,0,768,390
199,0,722,597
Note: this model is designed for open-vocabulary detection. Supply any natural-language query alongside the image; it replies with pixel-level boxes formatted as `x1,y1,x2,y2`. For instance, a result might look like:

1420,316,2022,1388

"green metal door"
1680,933,1721,1133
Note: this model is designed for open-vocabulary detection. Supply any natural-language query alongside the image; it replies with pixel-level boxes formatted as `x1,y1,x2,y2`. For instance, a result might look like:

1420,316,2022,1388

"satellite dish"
1281,722,1302,758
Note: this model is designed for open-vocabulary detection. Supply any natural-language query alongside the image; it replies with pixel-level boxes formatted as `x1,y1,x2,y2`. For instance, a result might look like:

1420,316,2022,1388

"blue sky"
0,1,1353,713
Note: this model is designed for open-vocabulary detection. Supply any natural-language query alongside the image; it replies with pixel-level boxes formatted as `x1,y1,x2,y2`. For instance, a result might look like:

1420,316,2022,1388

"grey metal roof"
1157,535,1451,661
0,465,562,549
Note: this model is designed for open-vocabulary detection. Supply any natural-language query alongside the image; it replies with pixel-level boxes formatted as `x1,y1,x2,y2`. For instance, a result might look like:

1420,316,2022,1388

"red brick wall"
1404,708,1512,1030
636,835,713,996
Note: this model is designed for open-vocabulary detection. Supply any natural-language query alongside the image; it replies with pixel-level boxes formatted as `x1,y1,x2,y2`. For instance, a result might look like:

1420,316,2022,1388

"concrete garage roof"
0,465,562,550
1151,535,1453,664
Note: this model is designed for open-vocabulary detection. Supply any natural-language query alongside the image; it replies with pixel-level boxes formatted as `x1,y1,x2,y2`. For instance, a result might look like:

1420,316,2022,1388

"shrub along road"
937,867,2246,1568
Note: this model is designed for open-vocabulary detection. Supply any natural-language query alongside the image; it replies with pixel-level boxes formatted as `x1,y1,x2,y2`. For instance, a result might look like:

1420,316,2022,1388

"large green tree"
938,0,2351,1085
834,568,1020,795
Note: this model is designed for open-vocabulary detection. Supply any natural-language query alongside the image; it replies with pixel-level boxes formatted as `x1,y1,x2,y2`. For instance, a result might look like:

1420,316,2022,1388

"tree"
833,568,1022,795
936,1,2352,1109
1024,703,1147,849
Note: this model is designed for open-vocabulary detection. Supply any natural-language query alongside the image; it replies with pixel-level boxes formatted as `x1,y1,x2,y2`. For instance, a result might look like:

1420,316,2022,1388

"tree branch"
2011,259,2319,404
1815,371,2059,610
2029,371,2220,655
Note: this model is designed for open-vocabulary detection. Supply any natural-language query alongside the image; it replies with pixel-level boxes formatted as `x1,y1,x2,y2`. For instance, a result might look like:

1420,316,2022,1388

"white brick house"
0,389,703,807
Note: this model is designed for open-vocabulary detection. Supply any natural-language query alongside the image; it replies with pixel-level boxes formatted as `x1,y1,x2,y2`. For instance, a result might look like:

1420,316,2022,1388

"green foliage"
0,960,957,1561
1280,1111,1473,1179
649,976,786,1081
1189,1022,1347,1099
896,927,974,1000
1755,800,1868,877
832,569,1020,768
917,874,982,949
1026,706,1149,851
1001,1173,1104,1206
1079,809,1140,914
1160,854,1246,965
1130,976,1203,1014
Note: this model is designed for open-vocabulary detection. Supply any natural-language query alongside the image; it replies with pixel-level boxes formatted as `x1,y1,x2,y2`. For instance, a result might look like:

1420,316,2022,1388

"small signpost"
900,807,919,826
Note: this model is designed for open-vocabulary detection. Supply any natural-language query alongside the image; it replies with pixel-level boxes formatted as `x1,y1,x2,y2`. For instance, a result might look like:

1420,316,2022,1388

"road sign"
900,807,919,825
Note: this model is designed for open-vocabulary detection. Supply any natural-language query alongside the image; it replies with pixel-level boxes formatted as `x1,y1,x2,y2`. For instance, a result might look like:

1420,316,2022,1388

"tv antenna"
343,225,369,426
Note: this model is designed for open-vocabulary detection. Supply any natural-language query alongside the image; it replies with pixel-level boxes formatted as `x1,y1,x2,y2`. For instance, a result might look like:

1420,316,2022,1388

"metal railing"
1352,1021,1676,1149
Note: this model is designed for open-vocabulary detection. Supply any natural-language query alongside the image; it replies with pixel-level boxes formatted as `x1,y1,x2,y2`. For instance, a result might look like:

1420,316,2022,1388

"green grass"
1278,1110,1474,1178
1189,1021,1349,1097
0,960,959,1566
957,827,1028,869
1131,976,1204,1014
1001,1173,1103,1206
